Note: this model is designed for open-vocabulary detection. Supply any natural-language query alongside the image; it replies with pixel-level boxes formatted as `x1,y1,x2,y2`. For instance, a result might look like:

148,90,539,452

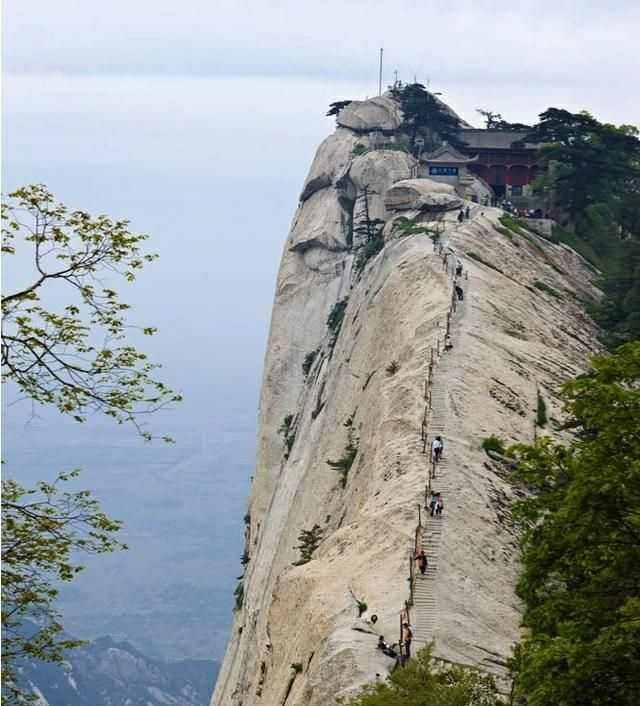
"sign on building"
429,166,458,176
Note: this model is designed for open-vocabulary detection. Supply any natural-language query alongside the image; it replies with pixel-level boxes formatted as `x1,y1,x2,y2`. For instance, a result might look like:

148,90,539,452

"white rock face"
348,150,416,244
337,96,403,132
211,105,601,706
289,188,351,253
385,178,462,212
300,128,359,202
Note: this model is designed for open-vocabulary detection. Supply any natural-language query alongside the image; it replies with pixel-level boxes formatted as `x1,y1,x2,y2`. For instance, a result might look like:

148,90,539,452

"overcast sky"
3,0,638,450
5,0,639,122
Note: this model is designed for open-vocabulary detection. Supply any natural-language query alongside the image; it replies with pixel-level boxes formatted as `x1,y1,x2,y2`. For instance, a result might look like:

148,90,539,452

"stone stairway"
412,284,464,647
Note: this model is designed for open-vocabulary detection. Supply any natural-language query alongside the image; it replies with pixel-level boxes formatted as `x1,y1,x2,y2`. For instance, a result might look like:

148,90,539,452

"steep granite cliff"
211,97,600,706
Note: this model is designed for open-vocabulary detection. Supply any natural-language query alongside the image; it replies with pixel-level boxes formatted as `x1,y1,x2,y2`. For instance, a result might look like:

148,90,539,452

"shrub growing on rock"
327,298,349,348
292,524,324,566
340,644,500,705
482,435,506,455
327,428,359,488
536,392,548,427
302,349,319,377
386,360,400,376
533,280,561,299
278,414,296,459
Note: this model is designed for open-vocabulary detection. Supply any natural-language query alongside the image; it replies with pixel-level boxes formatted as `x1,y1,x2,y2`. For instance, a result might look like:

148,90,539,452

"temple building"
456,129,540,200
418,144,489,203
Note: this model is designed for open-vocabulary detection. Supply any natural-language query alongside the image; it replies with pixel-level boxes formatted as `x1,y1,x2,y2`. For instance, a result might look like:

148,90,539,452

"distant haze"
3,0,638,662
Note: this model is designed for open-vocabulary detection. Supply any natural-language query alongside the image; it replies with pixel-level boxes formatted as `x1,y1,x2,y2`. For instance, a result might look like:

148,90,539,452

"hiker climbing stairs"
413,371,451,646
412,261,466,648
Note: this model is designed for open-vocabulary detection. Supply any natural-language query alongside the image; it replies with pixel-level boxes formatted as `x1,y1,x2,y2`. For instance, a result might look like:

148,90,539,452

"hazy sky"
2,0,639,660
4,1,638,415
5,0,639,123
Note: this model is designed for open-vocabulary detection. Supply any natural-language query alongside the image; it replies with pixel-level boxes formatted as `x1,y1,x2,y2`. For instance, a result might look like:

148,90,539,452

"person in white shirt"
432,436,444,462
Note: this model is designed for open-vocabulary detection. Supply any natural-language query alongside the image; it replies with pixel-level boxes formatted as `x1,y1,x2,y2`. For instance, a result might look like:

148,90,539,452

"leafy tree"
341,644,500,706
477,108,531,131
528,108,640,345
596,237,640,346
509,343,640,706
392,83,464,151
530,108,640,223
481,435,506,456
1,472,125,704
1,185,180,702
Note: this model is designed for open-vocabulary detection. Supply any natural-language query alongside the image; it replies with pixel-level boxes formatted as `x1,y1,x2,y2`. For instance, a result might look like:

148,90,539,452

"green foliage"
392,83,464,152
476,108,531,131
292,524,324,566
549,224,601,268
1,186,179,703
327,298,349,349
496,225,517,244
528,108,640,345
393,217,437,239
278,414,296,459
531,109,639,223
482,435,506,455
327,427,359,488
352,143,368,156
1,472,126,701
499,213,526,235
595,236,640,347
386,360,400,376
291,662,303,674
535,392,548,427
1,185,182,437
352,185,386,275
354,230,385,273
302,349,319,378
509,343,640,706
382,138,411,154
465,251,504,275
532,280,562,299
233,580,244,611
340,644,500,706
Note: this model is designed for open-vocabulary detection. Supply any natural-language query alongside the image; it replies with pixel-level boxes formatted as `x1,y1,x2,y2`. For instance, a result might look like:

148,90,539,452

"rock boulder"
300,128,359,202
384,178,462,212
337,96,403,133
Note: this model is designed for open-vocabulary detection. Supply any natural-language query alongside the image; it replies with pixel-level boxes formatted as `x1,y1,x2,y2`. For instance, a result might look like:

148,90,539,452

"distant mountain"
14,633,219,706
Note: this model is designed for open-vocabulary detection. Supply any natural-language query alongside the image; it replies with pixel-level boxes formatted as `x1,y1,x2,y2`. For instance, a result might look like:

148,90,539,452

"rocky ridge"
211,95,601,706
13,626,217,706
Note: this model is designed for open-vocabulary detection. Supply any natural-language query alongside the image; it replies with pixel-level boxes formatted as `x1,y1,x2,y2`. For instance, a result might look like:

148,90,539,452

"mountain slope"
14,631,218,706
211,96,601,706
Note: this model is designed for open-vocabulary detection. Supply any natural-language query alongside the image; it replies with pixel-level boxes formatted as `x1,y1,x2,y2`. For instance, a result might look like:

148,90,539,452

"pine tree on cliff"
392,83,464,152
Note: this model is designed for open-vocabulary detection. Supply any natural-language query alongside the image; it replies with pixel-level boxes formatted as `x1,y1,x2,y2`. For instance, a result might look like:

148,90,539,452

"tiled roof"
420,144,478,164
458,129,538,150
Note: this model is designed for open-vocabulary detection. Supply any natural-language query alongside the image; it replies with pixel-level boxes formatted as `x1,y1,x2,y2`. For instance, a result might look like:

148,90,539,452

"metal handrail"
400,245,471,665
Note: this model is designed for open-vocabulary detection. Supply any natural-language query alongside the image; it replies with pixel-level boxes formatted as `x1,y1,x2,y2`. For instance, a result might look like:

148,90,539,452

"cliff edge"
211,96,601,706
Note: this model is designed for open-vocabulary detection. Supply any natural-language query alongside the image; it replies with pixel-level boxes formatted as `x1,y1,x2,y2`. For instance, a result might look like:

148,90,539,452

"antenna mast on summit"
378,48,383,96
